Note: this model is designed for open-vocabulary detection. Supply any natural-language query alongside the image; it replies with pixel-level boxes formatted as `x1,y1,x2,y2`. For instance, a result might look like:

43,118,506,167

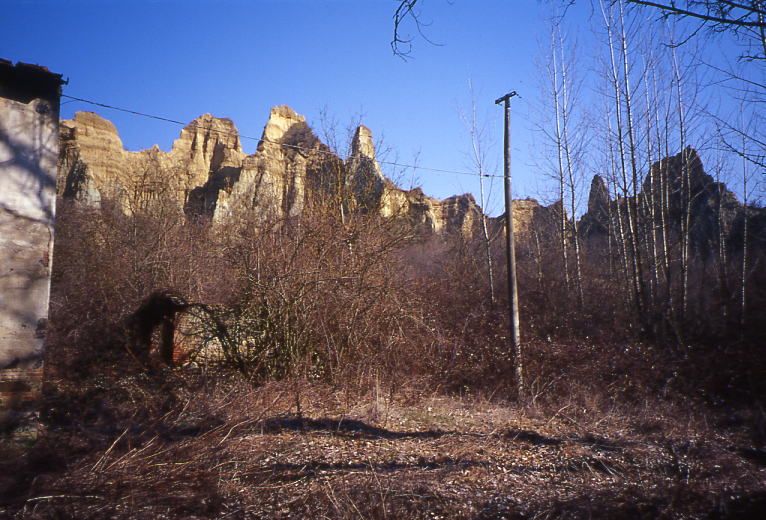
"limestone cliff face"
58,105,551,238
346,125,387,212
506,198,560,239
343,126,488,236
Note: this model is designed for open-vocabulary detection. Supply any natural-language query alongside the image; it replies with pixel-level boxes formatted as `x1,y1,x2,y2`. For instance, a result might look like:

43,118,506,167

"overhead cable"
61,94,503,179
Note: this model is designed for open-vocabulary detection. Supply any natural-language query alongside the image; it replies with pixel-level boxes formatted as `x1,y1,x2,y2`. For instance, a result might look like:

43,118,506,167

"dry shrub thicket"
2,151,765,518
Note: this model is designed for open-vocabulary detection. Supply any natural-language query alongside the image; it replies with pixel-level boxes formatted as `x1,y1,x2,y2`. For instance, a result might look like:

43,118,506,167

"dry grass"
2,377,764,520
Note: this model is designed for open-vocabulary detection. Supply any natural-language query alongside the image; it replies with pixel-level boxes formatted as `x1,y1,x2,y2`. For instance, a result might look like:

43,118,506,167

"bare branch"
391,0,442,59
626,0,766,29
392,1,420,59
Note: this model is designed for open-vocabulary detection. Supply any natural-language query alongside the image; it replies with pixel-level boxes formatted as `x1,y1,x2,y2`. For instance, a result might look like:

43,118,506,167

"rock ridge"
59,105,556,237
577,147,764,255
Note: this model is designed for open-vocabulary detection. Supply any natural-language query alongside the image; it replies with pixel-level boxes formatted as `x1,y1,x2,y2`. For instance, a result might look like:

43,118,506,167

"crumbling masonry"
0,60,64,432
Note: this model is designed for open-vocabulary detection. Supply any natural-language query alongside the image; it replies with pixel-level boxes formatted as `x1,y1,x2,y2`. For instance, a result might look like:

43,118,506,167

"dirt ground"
3,379,765,519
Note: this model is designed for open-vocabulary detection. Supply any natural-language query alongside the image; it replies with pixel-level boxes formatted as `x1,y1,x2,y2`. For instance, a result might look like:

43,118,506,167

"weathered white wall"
0,94,58,371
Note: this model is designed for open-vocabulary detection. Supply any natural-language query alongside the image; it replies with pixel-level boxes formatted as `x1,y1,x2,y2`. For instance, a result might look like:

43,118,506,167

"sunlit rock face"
59,111,245,215
343,125,486,235
58,105,556,238
203,105,330,224
346,125,387,212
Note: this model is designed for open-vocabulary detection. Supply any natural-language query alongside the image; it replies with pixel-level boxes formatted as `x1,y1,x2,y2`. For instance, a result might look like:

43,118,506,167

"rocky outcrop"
346,125,387,211
649,147,744,254
579,175,611,238
506,198,561,240
342,126,487,234
58,105,556,238
577,147,764,255
202,106,333,224
59,112,246,214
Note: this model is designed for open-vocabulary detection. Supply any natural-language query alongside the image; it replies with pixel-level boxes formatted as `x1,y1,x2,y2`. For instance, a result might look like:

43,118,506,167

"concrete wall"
0,61,62,427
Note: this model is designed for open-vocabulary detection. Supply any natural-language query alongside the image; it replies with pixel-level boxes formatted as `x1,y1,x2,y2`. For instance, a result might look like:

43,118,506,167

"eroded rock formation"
59,112,245,213
58,105,556,238
579,175,611,238
577,147,764,255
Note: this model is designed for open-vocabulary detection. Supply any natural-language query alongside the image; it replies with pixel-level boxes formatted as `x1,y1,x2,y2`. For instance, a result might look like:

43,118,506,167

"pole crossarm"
495,91,519,105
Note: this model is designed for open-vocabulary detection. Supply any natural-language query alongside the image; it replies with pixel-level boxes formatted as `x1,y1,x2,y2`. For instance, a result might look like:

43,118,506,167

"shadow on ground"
259,414,449,439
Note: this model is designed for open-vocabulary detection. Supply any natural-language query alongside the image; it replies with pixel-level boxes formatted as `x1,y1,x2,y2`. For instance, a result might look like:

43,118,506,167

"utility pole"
495,91,523,400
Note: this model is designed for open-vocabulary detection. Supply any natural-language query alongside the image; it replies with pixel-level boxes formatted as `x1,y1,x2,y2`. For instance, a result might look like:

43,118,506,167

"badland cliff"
57,106,761,251
58,106,558,237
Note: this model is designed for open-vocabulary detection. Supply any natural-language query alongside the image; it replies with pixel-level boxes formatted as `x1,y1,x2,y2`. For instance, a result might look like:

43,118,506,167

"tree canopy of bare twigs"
627,1,766,60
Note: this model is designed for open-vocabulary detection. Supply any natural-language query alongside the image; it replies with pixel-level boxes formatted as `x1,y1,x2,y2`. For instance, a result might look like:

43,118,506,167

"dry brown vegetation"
1,195,765,519
3,374,765,519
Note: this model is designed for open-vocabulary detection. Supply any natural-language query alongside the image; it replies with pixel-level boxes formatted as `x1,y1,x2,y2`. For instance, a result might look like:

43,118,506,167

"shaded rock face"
579,175,610,238
578,147,764,256
59,105,556,238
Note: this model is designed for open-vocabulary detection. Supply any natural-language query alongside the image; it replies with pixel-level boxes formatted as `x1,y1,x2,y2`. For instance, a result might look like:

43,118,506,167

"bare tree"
641,52,661,306
739,122,752,335
556,24,586,307
549,24,573,291
628,0,766,171
626,0,766,60
600,0,648,322
459,81,498,308
391,0,443,59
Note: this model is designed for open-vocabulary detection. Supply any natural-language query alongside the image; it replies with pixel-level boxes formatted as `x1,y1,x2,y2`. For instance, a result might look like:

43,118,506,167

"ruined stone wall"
0,61,62,430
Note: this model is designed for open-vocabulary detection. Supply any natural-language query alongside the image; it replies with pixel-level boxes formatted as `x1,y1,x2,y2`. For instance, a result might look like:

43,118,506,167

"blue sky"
3,1,758,214
2,0,570,214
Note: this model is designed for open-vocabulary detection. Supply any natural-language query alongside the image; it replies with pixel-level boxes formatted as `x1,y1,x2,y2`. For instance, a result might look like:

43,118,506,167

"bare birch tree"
459,81,498,308
556,24,586,307
549,24,572,292
599,0,647,323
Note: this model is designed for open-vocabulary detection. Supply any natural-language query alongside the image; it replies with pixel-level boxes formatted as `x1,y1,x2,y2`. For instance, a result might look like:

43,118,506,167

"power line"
61,94,504,179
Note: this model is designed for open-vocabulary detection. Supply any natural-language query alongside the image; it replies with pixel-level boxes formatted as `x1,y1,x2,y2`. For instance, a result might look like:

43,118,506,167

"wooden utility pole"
495,91,523,399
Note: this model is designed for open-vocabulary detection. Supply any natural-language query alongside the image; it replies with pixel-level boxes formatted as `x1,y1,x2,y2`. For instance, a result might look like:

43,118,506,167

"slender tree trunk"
607,188,616,277
534,229,544,291
607,129,632,309
659,110,677,325
479,181,496,308
740,137,749,338
462,82,497,308
618,0,647,323
757,0,766,62
601,0,643,322
670,42,691,324
643,68,660,311
717,174,729,330
558,28,585,308
482,223,496,307
551,31,571,291
472,129,496,309
652,67,673,305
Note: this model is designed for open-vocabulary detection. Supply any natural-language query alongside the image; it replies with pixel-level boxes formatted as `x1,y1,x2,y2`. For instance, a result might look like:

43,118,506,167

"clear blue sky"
2,0,572,215
3,0,757,213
